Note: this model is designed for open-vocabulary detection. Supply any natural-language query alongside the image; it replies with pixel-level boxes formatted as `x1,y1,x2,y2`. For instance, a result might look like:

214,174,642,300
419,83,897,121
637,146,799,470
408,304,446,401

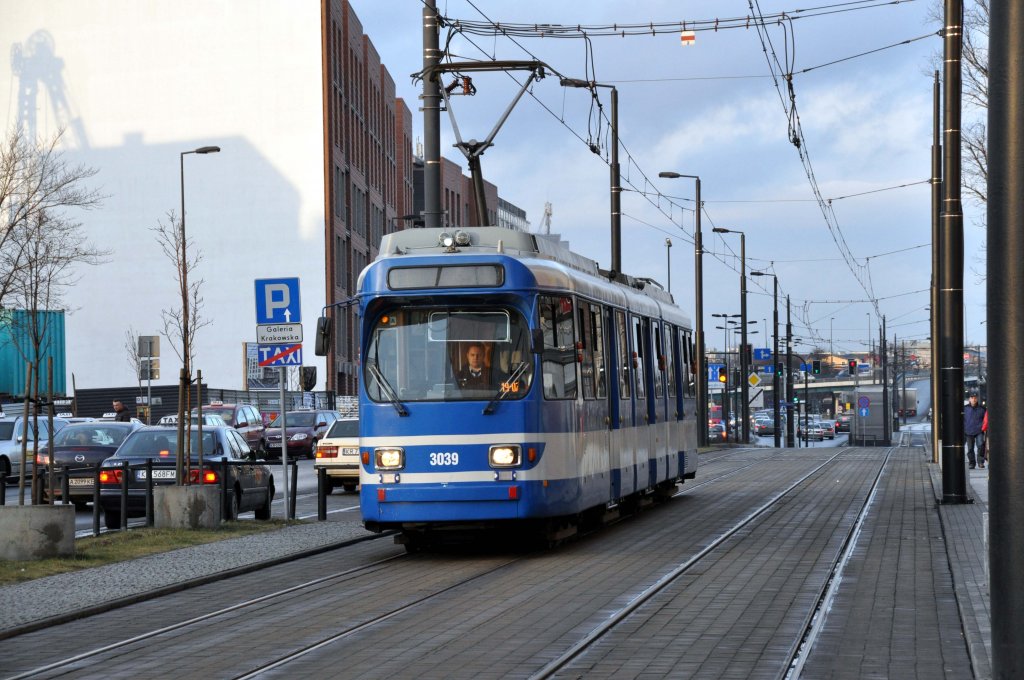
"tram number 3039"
429,452,460,466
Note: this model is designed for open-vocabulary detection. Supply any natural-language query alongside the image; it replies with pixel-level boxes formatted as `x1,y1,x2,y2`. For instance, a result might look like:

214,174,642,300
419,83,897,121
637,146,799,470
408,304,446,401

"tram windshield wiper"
483,362,529,415
368,363,408,416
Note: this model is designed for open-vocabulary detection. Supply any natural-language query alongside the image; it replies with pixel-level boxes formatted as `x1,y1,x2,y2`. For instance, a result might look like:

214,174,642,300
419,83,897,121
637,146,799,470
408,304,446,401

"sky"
351,0,987,358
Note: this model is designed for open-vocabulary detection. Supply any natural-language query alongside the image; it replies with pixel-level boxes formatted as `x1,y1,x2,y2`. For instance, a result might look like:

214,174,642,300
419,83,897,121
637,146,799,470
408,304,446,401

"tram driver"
457,342,490,389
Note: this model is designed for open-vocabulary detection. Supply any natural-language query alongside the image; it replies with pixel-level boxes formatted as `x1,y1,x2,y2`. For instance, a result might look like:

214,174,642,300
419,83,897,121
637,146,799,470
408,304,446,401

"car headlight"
375,447,404,470
489,445,521,468
289,433,310,441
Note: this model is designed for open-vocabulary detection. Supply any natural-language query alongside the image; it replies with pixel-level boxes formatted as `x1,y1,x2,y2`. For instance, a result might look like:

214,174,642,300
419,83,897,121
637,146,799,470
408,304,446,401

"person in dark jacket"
112,400,131,422
963,393,986,469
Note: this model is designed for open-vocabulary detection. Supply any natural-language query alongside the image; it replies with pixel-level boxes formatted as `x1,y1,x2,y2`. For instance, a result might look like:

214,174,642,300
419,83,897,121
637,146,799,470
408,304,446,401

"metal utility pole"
988,2,1024,671
658,171,706,446
610,87,621,274
939,0,967,503
714,228,749,442
422,0,442,229
786,296,795,447
772,279,780,447
881,317,889,441
931,69,942,463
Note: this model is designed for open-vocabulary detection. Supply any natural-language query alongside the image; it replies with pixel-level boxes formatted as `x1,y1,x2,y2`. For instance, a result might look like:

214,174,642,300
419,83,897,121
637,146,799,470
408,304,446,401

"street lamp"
751,271,781,448
177,145,220,478
659,171,705,445
665,238,672,293
713,227,749,442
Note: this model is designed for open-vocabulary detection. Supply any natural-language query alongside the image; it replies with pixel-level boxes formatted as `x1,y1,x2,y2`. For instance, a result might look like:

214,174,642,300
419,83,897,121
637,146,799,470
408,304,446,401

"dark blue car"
99,425,275,529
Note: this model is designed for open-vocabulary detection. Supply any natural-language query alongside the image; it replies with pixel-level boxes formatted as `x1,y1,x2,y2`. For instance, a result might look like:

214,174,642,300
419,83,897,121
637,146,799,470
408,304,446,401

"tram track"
530,447,890,679
4,447,885,679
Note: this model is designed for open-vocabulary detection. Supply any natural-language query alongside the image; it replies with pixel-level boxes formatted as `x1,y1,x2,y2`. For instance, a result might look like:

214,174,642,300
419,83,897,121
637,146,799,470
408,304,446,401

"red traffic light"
848,359,858,373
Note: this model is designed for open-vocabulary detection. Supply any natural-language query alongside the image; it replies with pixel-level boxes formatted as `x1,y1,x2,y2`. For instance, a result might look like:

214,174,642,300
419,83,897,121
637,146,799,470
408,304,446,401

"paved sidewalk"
932,458,991,679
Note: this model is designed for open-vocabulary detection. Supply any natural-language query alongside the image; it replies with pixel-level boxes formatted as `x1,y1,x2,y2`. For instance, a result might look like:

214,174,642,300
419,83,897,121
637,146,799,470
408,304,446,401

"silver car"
0,415,69,484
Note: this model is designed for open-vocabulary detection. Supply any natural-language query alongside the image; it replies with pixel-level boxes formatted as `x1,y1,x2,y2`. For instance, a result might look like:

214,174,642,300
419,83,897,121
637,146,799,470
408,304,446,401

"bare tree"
124,326,143,390
152,210,209,469
5,208,106,501
0,127,103,307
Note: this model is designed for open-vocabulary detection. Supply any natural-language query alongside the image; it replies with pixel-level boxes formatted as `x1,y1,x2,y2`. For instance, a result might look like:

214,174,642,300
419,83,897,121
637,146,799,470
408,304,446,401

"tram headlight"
489,445,521,468
438,231,454,248
375,447,404,470
454,230,471,246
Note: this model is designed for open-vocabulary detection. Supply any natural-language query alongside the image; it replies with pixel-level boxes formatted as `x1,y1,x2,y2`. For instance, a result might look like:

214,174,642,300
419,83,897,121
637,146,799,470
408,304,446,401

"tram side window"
539,296,577,399
652,322,665,399
665,323,677,399
578,302,608,400
615,310,631,400
681,329,695,397
631,315,647,399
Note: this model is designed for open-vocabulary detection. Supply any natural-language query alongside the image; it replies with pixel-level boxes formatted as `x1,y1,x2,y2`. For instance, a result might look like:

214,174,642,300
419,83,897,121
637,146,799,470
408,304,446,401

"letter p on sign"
255,278,302,324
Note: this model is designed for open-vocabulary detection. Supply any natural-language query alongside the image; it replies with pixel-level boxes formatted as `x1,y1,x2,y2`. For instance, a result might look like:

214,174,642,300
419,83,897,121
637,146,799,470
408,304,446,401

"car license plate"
68,478,92,486
137,469,176,481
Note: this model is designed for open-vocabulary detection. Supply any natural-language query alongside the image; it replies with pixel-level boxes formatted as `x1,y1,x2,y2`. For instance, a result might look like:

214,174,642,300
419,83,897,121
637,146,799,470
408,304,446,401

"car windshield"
201,407,235,425
327,419,358,437
365,306,534,403
271,412,316,428
54,425,131,447
114,430,220,457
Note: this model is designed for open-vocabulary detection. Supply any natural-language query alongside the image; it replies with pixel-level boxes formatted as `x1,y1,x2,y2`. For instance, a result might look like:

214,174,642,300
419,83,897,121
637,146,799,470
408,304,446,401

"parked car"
41,420,144,506
708,422,727,443
265,409,339,459
314,417,359,493
98,425,274,530
193,403,267,454
836,414,852,433
0,415,69,484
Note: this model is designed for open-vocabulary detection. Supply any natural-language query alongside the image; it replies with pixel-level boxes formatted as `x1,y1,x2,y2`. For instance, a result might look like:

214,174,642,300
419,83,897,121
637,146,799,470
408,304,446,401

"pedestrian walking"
963,393,986,469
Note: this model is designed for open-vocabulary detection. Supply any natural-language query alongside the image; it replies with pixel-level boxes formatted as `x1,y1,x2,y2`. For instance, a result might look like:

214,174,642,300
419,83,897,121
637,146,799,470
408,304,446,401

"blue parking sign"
255,278,301,324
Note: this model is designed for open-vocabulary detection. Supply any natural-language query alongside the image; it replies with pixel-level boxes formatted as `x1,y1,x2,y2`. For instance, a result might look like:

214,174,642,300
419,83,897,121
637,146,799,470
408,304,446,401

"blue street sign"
708,363,724,381
858,407,869,417
753,347,772,361
763,365,775,374
800,362,811,372
857,396,870,408
255,278,301,324
258,343,303,367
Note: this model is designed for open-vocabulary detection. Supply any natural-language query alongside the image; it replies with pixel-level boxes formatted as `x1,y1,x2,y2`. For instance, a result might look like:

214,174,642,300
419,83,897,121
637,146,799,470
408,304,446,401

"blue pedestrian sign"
255,278,301,324
753,348,772,361
858,407,869,417
258,343,303,367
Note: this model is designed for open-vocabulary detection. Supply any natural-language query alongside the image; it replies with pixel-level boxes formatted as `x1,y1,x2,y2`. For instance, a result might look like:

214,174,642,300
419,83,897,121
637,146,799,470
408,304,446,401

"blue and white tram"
351,226,699,544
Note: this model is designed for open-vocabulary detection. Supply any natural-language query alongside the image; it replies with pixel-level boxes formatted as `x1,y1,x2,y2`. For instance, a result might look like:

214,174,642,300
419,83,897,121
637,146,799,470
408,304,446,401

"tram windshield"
364,307,534,402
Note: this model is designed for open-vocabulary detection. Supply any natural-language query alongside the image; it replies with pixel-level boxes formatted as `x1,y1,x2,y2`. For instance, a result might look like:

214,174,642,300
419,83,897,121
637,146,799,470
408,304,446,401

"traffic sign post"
753,348,772,361
254,277,302,521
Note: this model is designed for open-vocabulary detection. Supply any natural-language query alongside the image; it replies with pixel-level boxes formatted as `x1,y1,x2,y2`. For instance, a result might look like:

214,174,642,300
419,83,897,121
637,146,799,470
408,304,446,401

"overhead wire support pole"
931,69,942,464
422,0,442,229
988,1,1024,671
939,0,967,503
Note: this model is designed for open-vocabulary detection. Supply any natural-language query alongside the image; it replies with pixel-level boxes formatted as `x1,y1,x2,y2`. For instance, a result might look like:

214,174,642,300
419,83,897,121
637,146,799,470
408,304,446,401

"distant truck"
897,388,918,418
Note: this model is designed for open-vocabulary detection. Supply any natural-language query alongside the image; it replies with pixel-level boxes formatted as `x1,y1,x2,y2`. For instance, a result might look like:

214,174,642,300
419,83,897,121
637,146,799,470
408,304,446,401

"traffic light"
812,360,821,375
848,359,857,374
745,343,753,364
139,358,159,381
719,370,727,384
